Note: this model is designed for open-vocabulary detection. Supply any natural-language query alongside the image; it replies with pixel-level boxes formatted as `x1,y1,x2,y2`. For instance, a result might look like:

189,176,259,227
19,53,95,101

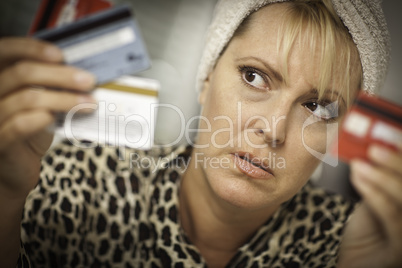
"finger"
351,160,402,205
0,38,63,69
0,110,55,152
0,61,95,98
368,144,402,175
350,167,402,254
0,88,96,126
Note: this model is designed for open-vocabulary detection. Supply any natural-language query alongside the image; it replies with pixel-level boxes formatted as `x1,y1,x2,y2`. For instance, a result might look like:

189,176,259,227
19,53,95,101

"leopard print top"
18,140,354,267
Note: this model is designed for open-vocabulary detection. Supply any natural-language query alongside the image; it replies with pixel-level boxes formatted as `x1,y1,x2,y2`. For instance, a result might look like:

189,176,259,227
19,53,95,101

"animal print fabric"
17,140,354,267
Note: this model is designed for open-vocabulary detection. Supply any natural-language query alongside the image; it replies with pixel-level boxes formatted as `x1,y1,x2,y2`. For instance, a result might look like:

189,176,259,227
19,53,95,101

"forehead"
229,4,322,85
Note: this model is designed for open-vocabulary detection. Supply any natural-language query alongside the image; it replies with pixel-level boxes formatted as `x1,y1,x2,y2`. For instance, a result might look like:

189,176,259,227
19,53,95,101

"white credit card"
56,76,159,149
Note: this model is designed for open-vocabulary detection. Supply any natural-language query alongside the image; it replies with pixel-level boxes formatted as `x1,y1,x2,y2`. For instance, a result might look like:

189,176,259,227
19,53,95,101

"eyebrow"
235,56,284,83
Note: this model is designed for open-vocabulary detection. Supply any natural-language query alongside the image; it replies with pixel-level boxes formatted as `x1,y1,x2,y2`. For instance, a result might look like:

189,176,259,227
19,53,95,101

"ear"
198,73,212,106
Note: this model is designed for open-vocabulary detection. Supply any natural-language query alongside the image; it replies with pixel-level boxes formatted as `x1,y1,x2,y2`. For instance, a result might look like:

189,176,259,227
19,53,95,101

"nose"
254,117,286,146
252,103,289,147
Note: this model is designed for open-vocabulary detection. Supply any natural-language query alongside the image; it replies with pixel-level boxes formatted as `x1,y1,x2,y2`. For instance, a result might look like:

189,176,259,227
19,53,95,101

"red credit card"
334,92,402,163
29,0,112,35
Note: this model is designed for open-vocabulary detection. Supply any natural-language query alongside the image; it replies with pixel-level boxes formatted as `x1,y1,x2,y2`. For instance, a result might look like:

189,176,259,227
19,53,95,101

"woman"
0,0,401,267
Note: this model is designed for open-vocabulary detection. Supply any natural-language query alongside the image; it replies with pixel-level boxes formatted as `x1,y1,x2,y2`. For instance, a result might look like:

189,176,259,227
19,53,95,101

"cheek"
197,82,242,147
301,121,338,155
282,119,333,184
271,110,328,178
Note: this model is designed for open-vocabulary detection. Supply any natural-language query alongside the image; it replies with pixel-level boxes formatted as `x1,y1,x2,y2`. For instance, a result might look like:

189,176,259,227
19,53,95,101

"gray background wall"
382,1,402,105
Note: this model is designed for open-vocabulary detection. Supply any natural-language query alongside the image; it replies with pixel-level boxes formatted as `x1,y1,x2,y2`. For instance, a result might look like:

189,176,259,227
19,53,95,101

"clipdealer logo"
61,101,339,166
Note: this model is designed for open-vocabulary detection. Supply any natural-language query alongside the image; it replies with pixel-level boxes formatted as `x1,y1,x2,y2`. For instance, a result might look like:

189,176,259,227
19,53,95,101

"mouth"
238,155,269,172
232,152,274,179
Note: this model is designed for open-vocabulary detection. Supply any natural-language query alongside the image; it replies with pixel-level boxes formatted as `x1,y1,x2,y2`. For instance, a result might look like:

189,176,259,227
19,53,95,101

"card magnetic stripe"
100,83,158,97
34,4,132,42
355,98,402,124
35,0,59,33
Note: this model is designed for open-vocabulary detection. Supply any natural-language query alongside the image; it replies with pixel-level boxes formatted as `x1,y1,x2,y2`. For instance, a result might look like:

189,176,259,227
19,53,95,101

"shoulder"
21,140,188,266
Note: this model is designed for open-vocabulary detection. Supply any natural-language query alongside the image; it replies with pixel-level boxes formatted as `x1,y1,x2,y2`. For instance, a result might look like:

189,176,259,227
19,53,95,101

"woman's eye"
304,101,338,121
241,69,267,90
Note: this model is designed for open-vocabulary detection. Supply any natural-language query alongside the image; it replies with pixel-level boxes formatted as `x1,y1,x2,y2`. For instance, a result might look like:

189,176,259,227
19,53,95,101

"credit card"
56,75,160,149
334,92,402,162
34,5,151,85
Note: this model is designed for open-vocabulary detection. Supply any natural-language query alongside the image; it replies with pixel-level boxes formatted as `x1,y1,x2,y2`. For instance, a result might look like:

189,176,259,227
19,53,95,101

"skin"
0,3,401,268
179,3,402,268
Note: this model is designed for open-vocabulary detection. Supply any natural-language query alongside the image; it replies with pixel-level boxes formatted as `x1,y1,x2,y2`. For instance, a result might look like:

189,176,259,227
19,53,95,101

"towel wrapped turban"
196,0,390,95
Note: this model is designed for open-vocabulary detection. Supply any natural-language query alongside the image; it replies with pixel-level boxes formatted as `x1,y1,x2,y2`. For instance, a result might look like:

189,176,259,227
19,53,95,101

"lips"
232,152,274,180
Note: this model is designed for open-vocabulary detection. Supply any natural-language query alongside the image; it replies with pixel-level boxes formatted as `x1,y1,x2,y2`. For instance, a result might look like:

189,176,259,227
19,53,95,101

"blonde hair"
233,0,363,105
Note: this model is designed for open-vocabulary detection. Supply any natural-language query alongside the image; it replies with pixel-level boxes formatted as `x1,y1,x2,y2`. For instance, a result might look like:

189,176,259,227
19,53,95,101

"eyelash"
237,65,270,91
303,99,339,123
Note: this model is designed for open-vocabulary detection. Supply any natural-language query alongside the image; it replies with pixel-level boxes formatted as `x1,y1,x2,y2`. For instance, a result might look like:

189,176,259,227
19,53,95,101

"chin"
208,173,285,211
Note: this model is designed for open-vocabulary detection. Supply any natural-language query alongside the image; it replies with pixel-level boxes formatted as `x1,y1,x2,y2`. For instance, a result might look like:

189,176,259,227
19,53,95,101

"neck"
179,150,279,267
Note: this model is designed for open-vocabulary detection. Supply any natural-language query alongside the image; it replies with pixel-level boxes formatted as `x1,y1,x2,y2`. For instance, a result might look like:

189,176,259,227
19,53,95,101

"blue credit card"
34,4,151,85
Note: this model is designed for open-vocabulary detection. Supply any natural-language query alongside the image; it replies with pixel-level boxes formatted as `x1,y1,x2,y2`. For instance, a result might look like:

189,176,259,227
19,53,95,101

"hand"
0,37,96,199
338,143,402,268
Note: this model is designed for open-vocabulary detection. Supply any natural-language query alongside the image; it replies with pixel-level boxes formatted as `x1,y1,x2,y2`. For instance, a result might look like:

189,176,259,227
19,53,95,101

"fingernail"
45,46,62,60
78,94,96,104
74,71,95,85
368,145,390,160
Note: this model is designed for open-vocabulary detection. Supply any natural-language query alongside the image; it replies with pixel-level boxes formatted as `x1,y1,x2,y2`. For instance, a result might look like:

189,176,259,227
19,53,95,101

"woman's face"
193,3,360,210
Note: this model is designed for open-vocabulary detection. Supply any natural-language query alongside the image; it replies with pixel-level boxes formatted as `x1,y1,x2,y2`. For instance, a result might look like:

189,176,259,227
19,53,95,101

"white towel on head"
196,0,390,95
